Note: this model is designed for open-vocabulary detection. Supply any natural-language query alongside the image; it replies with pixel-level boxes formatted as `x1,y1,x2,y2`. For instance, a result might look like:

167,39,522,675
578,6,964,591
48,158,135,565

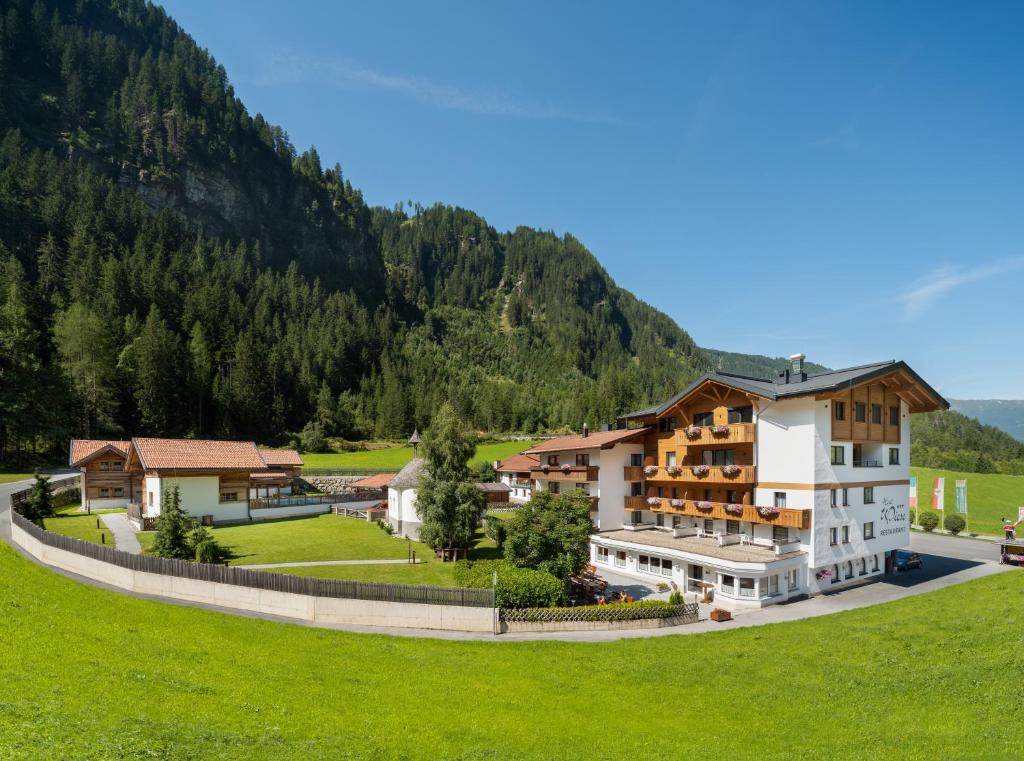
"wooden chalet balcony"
645,464,757,485
628,497,809,529
623,466,645,481
675,423,755,447
530,465,599,482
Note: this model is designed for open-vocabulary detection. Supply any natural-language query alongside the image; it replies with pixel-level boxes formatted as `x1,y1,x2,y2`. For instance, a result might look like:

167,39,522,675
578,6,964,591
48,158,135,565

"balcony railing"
675,423,755,447
623,466,645,481
530,465,600,482
644,464,757,485
510,479,534,488
628,497,809,529
852,460,883,468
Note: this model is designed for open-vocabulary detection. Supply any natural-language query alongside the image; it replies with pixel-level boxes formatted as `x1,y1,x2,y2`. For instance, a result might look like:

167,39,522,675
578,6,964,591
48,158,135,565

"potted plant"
691,464,710,477
684,425,701,439
670,498,685,508
560,463,573,473
711,424,729,436
643,464,659,477
646,496,662,507
756,506,780,518
695,500,713,511
721,464,741,477
815,568,832,581
666,464,683,477
725,503,743,515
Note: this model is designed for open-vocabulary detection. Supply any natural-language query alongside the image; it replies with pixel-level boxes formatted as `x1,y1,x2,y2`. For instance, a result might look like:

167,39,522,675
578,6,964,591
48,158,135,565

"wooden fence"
500,602,700,623
10,508,494,609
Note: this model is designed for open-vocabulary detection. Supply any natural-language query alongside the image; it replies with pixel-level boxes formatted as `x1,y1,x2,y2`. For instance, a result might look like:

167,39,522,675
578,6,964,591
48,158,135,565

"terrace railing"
9,509,494,608
250,491,384,510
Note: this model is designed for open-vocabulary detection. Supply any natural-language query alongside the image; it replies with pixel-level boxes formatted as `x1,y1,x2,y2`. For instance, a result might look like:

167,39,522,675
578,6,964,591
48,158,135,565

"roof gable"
524,428,648,454
257,447,303,467
69,440,131,467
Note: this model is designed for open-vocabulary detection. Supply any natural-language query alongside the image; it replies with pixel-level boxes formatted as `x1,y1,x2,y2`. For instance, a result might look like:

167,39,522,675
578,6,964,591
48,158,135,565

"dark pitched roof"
389,458,425,489
621,360,947,418
477,482,511,493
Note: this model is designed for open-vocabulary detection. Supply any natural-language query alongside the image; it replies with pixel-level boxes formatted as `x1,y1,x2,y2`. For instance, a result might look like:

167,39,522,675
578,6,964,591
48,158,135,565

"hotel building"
524,356,947,609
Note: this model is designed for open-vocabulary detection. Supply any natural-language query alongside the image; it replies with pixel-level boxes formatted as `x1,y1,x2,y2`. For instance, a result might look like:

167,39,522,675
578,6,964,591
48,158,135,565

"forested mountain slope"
0,0,708,462
911,409,1024,475
702,348,830,378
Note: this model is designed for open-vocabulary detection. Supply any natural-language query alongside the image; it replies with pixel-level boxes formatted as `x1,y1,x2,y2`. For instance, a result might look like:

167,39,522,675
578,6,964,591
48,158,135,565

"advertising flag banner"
955,480,967,513
932,478,945,511
909,476,918,509
1018,506,1024,524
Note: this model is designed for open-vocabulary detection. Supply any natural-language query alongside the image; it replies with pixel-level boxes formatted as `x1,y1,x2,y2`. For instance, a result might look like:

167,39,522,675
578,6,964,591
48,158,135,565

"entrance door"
884,550,894,574
689,564,703,592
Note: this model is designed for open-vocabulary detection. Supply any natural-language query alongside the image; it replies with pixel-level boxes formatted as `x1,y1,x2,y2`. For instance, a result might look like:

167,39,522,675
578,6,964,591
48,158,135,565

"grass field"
41,513,117,546
911,466,1024,535
136,514,500,569
0,473,33,484
299,439,540,470
1,542,1021,759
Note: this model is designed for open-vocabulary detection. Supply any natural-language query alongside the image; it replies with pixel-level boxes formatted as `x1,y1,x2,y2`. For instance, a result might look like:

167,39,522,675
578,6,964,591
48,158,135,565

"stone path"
237,558,422,569
99,512,141,554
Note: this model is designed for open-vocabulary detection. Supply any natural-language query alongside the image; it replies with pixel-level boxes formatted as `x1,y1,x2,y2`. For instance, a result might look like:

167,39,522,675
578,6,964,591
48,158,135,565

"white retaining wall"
10,519,494,633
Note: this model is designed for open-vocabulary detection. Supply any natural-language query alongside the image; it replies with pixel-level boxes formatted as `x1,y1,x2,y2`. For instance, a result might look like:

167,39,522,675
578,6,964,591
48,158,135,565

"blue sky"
162,0,1023,398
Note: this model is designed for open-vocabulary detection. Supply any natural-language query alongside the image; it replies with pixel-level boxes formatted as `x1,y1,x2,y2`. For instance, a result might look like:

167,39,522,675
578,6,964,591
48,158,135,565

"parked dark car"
894,551,923,572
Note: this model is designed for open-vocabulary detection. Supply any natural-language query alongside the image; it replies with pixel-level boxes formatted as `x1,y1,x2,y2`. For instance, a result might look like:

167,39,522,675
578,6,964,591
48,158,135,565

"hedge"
500,602,699,623
454,560,565,608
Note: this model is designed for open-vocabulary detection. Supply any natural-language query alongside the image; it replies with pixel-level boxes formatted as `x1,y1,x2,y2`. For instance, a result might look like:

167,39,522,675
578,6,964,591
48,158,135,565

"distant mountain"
701,348,830,379
949,400,1024,443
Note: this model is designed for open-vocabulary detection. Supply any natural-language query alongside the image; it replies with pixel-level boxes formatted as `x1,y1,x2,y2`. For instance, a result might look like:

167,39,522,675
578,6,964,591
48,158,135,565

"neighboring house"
386,458,513,538
251,447,303,498
585,355,946,609
129,438,269,525
495,452,539,502
71,439,135,510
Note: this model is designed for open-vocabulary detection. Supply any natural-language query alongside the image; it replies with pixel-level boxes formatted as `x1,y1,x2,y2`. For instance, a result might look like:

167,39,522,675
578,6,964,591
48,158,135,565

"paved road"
99,512,141,554
1,479,1016,641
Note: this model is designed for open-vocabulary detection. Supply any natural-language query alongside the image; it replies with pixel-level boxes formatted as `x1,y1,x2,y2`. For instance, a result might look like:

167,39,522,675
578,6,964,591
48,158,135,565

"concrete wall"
10,519,494,633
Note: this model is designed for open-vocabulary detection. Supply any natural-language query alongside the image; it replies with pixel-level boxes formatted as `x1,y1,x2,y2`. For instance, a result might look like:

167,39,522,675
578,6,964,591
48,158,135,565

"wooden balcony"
675,423,755,447
530,465,599,482
623,466,644,481
632,497,809,529
645,464,757,485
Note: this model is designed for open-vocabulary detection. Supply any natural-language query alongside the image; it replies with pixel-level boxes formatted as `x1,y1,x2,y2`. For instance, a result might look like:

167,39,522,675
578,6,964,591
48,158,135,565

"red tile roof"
349,472,397,489
257,447,303,467
524,428,649,454
495,452,539,473
69,439,130,467
133,438,267,471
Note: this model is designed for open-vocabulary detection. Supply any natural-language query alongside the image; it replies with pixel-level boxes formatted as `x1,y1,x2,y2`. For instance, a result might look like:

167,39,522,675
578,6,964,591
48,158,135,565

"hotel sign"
879,497,908,537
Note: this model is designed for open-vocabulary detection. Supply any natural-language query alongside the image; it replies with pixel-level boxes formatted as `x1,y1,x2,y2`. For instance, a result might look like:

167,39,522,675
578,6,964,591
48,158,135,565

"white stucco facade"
144,474,250,523
387,485,421,538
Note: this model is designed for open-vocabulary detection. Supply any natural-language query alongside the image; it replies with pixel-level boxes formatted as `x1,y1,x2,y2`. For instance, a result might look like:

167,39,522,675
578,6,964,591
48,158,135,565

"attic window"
658,417,677,433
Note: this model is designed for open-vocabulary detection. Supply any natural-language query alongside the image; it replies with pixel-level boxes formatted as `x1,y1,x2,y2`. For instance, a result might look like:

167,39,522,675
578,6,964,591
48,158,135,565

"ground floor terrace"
592,528,890,609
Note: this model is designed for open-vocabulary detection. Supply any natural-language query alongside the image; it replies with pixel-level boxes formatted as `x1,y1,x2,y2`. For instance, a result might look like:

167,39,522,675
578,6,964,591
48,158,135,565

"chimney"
600,422,611,433
582,423,589,438
789,353,807,382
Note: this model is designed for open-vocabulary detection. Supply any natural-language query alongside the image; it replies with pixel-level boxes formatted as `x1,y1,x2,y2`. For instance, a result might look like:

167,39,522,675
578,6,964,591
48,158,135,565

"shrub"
188,525,227,564
944,513,966,535
454,560,565,608
299,421,328,453
668,590,684,605
919,511,940,532
376,518,394,535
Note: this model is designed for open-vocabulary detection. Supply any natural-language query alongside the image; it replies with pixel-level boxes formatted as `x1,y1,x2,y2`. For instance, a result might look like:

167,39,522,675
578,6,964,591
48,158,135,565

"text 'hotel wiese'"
520,356,947,608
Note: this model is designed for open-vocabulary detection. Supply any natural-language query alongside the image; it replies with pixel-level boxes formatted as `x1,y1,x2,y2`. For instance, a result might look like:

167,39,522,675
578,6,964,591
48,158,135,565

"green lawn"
136,514,498,567
300,439,540,470
912,466,1024,536
0,473,34,484
42,511,121,547
274,560,461,586
1,541,1021,759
